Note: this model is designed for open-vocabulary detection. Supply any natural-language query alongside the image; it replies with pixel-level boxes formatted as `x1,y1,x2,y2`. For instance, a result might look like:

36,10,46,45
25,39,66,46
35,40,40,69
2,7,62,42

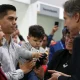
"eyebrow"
8,16,18,19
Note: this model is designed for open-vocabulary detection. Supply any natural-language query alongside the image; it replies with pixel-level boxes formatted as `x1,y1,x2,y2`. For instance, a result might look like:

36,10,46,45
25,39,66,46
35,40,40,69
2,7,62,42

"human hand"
32,52,42,58
48,70,71,77
48,70,71,80
51,26,58,34
19,60,36,74
48,72,61,80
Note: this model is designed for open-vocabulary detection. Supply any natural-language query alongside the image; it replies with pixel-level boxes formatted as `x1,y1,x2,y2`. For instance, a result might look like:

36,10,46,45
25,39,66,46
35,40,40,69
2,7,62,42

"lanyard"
60,41,64,49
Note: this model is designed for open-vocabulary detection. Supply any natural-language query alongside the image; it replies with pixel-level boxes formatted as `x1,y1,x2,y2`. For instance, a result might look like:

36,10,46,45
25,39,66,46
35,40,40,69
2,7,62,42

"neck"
5,34,11,44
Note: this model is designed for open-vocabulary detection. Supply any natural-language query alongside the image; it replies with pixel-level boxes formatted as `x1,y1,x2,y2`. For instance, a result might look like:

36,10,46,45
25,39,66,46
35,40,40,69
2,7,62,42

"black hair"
44,34,48,41
29,25,45,39
0,4,16,18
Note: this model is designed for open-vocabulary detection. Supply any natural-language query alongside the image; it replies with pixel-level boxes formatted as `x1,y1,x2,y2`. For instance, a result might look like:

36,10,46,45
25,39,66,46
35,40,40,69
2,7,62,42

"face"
64,11,79,36
27,36,43,49
41,36,48,48
65,33,74,51
0,10,17,35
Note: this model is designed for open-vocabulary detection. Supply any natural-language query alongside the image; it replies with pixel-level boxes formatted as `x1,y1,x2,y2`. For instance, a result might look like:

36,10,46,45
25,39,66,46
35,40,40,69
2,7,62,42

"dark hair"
0,4,16,18
44,34,48,41
63,0,80,17
28,25,45,39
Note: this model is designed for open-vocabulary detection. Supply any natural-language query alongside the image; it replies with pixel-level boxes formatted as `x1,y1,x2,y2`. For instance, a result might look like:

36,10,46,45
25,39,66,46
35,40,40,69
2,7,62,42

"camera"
35,53,47,68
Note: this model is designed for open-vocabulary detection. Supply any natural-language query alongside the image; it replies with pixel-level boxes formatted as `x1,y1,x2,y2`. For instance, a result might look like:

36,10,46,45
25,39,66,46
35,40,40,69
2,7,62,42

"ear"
74,13,80,23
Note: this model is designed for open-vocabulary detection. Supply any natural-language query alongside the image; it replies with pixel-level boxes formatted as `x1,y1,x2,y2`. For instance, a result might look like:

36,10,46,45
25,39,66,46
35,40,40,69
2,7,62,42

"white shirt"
0,38,32,80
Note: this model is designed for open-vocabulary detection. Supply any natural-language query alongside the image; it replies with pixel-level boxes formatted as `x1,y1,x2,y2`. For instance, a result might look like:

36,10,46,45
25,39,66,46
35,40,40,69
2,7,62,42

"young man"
48,0,80,80
0,4,41,80
19,25,45,80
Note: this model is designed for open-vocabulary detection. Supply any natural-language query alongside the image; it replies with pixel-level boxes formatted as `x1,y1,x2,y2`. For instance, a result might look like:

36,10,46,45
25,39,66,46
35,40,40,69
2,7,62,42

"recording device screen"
54,22,59,27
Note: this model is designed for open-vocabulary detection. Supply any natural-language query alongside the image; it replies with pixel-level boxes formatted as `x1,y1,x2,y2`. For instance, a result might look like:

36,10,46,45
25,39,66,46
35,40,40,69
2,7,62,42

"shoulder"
53,49,68,58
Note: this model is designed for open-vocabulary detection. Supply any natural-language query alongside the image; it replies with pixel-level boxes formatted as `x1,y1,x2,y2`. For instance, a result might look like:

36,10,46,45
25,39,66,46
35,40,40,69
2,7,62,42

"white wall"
39,0,68,7
11,0,30,4
37,14,64,41
36,1,64,41
19,3,38,41
31,0,68,7
0,0,65,41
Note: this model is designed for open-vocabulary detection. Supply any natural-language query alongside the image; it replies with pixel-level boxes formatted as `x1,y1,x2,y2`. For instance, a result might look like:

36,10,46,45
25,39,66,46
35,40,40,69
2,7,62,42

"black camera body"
35,53,47,68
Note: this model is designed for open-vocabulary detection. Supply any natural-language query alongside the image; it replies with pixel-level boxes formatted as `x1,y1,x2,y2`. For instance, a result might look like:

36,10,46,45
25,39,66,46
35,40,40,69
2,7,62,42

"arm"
5,69,24,80
45,50,63,80
47,35,53,47
15,43,41,60
48,70,71,80
47,26,58,47
4,59,36,80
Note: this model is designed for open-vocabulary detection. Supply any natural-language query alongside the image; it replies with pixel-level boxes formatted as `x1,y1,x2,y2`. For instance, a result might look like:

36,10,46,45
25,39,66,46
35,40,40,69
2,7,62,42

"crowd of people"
0,0,80,80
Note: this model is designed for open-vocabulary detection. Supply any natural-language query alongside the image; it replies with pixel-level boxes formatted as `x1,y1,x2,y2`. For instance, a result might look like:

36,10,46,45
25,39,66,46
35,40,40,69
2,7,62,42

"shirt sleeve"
15,43,32,59
47,35,53,47
48,45,55,62
5,69,24,80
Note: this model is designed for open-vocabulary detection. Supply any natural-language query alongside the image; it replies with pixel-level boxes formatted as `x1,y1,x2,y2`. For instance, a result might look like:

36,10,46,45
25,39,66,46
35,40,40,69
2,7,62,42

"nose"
13,19,16,26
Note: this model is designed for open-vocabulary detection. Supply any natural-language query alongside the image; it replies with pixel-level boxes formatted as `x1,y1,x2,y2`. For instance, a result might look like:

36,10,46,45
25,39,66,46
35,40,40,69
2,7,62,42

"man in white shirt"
0,4,41,80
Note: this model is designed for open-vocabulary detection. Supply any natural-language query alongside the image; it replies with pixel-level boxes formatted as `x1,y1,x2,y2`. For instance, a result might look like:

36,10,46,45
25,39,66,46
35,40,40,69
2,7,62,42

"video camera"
35,53,47,68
